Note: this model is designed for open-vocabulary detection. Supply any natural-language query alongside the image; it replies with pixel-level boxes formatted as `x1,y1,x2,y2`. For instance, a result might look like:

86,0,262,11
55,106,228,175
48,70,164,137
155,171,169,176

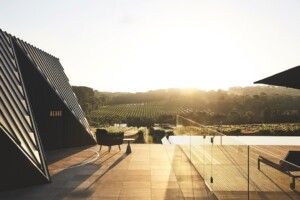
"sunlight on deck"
0,144,213,200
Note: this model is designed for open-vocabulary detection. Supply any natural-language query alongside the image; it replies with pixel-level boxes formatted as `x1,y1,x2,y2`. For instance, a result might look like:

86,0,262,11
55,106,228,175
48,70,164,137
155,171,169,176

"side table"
123,138,135,154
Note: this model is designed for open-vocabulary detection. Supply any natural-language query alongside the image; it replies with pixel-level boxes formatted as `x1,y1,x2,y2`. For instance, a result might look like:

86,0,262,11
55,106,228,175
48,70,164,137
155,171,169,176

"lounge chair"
96,129,124,152
258,151,300,189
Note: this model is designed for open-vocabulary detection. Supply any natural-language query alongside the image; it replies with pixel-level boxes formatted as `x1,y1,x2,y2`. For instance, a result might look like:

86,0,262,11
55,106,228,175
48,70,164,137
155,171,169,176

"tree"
244,111,255,124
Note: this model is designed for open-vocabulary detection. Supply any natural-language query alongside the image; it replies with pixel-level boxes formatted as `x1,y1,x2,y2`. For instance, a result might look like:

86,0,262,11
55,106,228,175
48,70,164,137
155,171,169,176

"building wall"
0,28,96,191
0,29,50,191
13,38,96,151
0,129,49,191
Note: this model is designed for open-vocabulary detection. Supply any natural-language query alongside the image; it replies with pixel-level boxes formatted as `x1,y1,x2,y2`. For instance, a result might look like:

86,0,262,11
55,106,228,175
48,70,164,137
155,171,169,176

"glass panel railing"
211,136,249,199
190,135,206,184
249,146,300,199
172,115,300,199
175,115,250,199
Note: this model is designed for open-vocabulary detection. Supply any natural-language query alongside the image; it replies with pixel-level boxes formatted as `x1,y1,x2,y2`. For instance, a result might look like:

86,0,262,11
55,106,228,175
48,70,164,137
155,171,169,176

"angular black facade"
0,29,96,191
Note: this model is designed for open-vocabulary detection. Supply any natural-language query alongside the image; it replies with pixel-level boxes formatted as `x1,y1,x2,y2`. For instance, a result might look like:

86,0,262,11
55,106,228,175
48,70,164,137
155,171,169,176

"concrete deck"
0,144,214,199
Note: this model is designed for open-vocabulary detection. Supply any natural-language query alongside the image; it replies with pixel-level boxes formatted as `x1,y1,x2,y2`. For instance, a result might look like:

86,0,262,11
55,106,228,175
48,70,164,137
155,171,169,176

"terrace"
0,129,299,199
1,110,300,199
0,143,214,199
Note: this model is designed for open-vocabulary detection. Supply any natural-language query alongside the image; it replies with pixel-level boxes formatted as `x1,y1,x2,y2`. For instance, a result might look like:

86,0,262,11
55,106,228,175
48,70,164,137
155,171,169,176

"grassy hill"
73,86,300,126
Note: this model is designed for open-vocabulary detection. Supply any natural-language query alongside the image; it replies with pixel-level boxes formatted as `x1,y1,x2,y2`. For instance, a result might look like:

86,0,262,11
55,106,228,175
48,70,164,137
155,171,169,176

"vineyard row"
91,103,199,118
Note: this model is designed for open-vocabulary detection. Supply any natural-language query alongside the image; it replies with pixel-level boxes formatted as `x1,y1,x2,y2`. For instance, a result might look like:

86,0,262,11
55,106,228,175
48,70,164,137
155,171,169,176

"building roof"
254,65,300,89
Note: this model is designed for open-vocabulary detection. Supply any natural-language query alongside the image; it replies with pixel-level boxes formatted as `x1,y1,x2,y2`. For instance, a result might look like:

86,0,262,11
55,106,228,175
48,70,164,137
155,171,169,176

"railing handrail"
177,115,226,136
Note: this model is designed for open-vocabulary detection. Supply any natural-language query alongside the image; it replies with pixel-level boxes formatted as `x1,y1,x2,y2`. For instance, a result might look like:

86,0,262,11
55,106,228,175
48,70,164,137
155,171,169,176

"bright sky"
1,0,300,92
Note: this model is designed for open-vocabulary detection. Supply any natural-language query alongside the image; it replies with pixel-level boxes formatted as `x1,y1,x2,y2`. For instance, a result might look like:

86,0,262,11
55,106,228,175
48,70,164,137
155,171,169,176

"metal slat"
0,60,25,104
0,88,40,166
16,38,94,137
1,85,39,153
0,73,33,132
0,29,50,182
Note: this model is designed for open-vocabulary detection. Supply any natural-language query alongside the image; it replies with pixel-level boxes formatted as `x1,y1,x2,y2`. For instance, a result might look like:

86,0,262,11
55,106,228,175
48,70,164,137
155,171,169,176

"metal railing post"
248,145,250,200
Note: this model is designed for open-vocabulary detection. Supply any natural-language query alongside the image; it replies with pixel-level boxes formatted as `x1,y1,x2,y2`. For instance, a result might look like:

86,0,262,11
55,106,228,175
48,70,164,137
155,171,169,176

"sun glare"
7,0,297,93
108,24,252,92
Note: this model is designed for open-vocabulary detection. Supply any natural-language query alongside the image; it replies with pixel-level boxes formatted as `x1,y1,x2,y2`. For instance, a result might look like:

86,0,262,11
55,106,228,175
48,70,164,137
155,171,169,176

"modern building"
0,29,96,191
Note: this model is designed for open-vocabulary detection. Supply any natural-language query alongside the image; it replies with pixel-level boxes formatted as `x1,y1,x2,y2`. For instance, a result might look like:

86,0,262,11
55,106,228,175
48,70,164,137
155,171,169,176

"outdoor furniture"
95,129,124,152
258,151,300,189
123,138,135,154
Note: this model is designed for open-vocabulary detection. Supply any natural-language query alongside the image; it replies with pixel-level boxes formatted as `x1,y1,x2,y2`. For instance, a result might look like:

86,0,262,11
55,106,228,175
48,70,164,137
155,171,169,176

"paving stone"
0,144,213,200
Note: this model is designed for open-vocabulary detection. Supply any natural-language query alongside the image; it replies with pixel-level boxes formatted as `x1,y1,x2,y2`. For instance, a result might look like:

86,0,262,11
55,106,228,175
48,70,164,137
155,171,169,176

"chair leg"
108,146,111,152
118,145,121,150
290,177,296,190
99,145,102,152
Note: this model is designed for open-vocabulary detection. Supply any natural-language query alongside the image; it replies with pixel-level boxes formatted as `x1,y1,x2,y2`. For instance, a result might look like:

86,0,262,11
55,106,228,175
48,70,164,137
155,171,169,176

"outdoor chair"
95,129,124,152
258,151,300,189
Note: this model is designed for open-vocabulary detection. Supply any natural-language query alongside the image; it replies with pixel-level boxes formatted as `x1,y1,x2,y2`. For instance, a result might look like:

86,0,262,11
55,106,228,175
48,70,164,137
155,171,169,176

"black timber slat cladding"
0,27,96,191
12,41,96,150
0,128,50,191
0,29,50,191
15,39,93,136
0,30,39,162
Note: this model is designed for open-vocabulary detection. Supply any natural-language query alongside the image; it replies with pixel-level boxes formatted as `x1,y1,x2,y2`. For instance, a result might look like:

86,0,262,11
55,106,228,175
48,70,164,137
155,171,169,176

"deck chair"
96,129,124,152
258,151,300,189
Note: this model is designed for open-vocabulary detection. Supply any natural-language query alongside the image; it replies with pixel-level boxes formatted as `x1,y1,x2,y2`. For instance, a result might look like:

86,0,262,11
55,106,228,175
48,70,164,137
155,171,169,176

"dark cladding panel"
0,27,96,191
0,29,50,191
15,38,93,137
0,31,39,162
0,127,49,191
12,40,96,150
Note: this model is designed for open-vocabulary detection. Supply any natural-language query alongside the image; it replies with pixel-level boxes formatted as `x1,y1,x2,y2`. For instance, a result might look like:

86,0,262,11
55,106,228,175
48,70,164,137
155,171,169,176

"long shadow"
0,146,123,199
45,145,94,164
48,147,126,199
64,152,129,199
86,152,128,188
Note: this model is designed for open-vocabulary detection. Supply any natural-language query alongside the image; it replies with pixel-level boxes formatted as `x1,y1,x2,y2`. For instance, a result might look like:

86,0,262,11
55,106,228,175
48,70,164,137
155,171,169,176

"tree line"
72,86,300,126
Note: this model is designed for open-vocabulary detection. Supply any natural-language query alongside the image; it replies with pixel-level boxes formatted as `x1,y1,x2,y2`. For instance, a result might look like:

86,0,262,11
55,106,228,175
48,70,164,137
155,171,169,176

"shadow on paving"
65,152,129,199
0,146,128,199
45,145,94,165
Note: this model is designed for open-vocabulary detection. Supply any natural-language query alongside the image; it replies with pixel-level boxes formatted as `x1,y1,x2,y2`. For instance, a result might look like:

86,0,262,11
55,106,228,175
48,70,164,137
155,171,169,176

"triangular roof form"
254,66,300,89
0,29,96,191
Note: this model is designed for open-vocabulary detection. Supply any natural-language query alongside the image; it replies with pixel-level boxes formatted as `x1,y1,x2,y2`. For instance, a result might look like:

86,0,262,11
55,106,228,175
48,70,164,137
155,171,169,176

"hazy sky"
1,0,300,92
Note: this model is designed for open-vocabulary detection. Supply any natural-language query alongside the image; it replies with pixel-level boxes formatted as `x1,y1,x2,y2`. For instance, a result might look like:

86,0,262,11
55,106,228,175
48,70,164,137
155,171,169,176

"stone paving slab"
0,144,214,200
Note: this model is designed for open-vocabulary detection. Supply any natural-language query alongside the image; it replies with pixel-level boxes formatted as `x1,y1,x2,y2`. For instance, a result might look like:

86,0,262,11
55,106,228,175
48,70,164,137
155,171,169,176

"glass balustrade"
170,115,300,200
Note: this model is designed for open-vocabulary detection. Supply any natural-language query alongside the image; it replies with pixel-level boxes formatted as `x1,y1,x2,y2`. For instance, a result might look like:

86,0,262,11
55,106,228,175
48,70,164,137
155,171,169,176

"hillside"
72,86,300,126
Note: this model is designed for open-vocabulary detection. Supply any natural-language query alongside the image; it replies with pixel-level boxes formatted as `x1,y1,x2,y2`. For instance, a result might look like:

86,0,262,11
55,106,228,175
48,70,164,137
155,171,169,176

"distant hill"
72,86,300,126
228,86,300,96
